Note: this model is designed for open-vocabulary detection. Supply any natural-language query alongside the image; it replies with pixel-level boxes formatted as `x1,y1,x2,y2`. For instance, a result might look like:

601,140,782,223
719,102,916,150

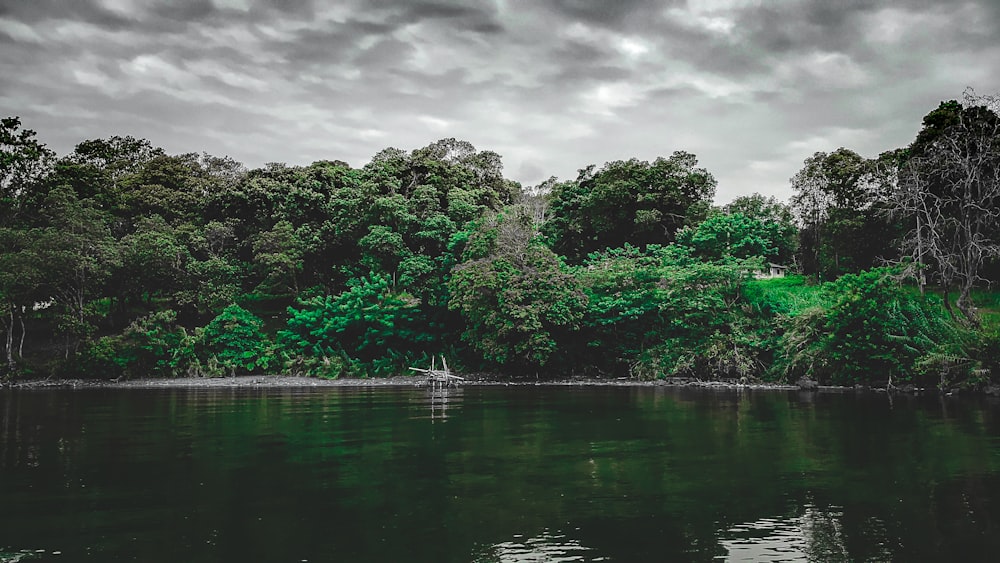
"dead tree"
892,90,1000,326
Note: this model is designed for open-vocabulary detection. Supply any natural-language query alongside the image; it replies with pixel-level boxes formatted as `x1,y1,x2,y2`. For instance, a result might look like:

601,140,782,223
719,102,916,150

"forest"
2,90,1000,389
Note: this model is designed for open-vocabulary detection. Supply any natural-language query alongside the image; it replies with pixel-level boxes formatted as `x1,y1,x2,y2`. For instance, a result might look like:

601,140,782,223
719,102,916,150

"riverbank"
0,374,872,393
8,374,999,396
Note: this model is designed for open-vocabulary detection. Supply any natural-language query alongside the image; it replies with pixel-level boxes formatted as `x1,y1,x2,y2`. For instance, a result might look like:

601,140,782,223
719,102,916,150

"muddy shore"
7,374,992,396
3,374,850,392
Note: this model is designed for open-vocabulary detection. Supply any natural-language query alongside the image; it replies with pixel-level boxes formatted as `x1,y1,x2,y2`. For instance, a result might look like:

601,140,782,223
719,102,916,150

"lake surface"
2,385,1000,562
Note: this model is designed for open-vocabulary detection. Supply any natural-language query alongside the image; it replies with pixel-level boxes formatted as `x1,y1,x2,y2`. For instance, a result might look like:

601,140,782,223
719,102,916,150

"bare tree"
893,89,1000,326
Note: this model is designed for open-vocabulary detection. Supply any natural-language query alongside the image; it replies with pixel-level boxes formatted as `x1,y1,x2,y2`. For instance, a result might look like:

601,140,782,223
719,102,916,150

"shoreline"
0,374,950,395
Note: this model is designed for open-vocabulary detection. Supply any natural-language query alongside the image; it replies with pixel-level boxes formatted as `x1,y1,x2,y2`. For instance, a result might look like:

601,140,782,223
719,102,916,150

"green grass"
971,288,1000,328
749,275,1000,328
742,275,830,316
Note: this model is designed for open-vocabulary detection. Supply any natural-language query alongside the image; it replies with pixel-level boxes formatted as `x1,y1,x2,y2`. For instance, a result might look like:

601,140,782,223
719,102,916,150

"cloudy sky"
1,0,998,203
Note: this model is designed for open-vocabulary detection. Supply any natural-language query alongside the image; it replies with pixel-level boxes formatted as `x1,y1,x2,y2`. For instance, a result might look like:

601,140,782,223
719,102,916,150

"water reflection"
472,530,609,562
720,505,880,562
3,387,1000,562
410,387,464,420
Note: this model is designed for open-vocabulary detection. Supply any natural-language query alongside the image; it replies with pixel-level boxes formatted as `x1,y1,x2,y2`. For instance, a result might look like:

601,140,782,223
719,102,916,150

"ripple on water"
718,505,868,562
472,530,609,562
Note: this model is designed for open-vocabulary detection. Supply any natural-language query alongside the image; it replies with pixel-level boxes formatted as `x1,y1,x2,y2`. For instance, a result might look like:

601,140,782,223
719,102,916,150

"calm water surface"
2,385,1000,562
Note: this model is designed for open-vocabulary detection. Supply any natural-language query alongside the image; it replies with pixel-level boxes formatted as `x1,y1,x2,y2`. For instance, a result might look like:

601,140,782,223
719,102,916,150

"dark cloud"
532,0,675,30
1,0,998,202
0,0,135,29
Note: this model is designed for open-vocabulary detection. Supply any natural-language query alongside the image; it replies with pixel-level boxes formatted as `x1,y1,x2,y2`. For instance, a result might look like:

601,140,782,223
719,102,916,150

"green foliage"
252,220,304,294
543,153,716,262
776,268,952,385
1,116,54,226
675,212,778,261
577,245,763,378
790,148,899,279
721,194,798,263
449,240,586,369
175,256,243,317
74,310,194,379
743,275,830,317
199,304,270,375
280,274,432,377
5,111,1000,386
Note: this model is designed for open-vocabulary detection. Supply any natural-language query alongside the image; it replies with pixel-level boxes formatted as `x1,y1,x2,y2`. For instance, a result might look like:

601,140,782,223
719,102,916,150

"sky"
1,0,998,204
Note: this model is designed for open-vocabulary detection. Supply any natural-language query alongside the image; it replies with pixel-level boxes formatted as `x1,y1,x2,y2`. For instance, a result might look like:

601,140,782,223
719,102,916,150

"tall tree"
32,187,119,357
892,91,1000,325
790,148,897,278
723,193,798,264
543,152,716,262
675,212,780,262
1,116,54,226
449,205,586,370
0,117,53,373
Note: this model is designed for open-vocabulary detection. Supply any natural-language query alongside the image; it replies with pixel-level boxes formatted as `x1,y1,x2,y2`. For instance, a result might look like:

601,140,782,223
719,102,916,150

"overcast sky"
2,0,998,203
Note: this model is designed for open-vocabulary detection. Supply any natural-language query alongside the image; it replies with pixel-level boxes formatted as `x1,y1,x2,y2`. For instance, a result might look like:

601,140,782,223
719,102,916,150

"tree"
31,187,119,358
280,274,431,377
0,228,46,373
0,117,54,373
355,138,519,306
200,304,270,376
543,152,716,262
449,207,587,369
55,135,164,209
790,148,896,278
892,91,1000,326
1,116,54,226
675,212,779,262
114,216,188,310
252,220,304,294
723,193,797,264
576,245,761,378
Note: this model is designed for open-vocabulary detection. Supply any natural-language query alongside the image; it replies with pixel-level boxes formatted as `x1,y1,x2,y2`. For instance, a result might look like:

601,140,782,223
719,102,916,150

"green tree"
252,220,304,295
543,152,716,262
577,245,761,378
777,268,949,385
114,215,188,311
280,274,431,377
675,212,778,262
1,117,54,373
723,193,797,264
790,148,897,278
449,207,587,370
1,116,54,226
53,135,164,211
199,304,270,376
31,187,119,358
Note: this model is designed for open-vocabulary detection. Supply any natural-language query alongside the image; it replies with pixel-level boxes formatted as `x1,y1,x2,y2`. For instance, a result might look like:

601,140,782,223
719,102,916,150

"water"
2,385,1000,562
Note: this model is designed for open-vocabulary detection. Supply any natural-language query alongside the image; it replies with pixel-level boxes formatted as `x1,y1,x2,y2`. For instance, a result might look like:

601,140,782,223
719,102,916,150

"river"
2,385,999,562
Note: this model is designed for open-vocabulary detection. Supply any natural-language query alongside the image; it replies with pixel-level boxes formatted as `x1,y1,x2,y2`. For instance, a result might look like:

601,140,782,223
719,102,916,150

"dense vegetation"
3,91,1000,389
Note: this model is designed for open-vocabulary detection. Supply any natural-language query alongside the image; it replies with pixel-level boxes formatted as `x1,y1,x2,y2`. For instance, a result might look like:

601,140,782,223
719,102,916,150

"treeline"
2,90,999,388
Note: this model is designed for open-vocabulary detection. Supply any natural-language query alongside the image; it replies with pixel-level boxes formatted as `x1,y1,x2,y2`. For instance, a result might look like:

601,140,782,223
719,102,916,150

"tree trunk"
916,213,925,295
5,305,14,373
17,309,25,360
956,284,980,327
941,284,957,322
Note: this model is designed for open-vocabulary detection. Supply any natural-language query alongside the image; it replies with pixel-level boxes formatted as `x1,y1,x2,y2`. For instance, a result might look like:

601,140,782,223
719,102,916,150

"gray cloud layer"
2,0,998,202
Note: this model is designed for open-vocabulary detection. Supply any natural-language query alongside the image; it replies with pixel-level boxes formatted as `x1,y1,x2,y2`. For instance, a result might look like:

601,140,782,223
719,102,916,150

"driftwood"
409,356,464,389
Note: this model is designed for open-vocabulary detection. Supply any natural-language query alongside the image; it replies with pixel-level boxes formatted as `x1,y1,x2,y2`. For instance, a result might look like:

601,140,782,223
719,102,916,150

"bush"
776,268,953,386
279,274,433,377
199,304,271,376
